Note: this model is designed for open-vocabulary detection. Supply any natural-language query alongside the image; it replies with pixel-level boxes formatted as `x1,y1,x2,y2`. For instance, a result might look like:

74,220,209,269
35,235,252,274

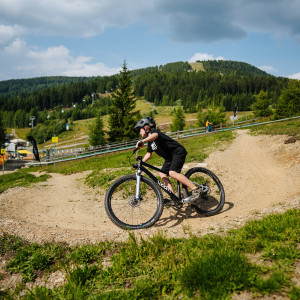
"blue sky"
0,0,300,81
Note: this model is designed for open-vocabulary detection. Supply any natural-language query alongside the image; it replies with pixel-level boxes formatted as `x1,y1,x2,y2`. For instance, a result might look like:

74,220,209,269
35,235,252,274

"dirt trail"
0,130,299,245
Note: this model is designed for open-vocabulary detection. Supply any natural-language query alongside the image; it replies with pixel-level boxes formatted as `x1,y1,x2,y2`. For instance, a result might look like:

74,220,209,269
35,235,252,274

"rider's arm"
142,152,152,162
141,132,159,145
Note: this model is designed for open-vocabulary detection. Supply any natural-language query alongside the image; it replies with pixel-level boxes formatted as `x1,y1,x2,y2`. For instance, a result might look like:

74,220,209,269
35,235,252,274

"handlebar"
133,141,143,153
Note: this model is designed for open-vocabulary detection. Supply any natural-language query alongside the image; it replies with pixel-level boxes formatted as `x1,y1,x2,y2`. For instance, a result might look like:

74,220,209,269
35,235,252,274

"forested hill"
130,60,269,77
0,76,92,99
0,60,271,99
0,60,290,119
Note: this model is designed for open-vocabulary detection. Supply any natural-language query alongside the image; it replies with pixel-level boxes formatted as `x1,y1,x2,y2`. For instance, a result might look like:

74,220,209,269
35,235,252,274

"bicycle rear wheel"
182,167,225,215
105,175,163,230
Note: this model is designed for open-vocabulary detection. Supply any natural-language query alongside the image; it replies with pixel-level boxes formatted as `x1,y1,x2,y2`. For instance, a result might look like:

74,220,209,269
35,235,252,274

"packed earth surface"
0,129,299,246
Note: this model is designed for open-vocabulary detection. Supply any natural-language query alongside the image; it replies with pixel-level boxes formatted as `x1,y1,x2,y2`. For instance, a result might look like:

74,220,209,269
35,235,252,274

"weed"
5,243,65,282
289,285,300,300
180,246,258,298
67,264,99,287
68,243,112,264
0,234,27,255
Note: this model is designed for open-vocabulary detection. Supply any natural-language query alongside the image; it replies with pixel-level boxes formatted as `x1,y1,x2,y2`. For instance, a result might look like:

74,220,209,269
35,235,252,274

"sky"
0,0,300,81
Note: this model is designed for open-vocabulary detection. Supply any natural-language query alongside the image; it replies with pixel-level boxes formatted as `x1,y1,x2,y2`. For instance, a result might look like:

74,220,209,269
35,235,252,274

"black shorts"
161,149,187,175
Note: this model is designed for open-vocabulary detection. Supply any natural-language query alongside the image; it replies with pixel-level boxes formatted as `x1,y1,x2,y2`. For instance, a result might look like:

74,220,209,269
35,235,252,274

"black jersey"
147,129,187,161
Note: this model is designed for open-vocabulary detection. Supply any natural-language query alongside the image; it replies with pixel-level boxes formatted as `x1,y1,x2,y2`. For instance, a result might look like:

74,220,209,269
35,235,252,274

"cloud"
0,0,299,42
0,0,299,79
0,0,147,37
0,24,26,46
188,53,225,62
258,65,278,73
153,0,247,42
0,39,120,80
142,0,300,43
288,72,300,80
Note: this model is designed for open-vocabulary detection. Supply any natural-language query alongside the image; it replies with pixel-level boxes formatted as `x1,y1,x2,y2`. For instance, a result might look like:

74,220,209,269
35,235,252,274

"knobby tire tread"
105,175,163,230
182,167,225,215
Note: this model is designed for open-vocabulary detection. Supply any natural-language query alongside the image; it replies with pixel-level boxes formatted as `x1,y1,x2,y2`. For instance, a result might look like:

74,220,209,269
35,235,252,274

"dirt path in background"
0,130,299,245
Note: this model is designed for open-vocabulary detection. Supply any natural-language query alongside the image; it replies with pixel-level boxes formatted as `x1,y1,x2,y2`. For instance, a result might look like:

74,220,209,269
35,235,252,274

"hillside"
0,76,92,99
0,60,276,99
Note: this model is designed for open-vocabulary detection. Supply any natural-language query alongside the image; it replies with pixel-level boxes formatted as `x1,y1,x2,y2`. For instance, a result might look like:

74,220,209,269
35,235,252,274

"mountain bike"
105,148,225,230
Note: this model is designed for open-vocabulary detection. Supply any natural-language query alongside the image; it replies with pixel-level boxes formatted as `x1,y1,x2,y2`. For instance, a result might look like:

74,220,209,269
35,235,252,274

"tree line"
133,69,288,112
0,60,289,114
0,60,299,146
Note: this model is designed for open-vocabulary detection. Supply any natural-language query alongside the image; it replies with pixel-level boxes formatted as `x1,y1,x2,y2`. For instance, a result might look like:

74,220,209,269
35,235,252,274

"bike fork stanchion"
135,171,141,199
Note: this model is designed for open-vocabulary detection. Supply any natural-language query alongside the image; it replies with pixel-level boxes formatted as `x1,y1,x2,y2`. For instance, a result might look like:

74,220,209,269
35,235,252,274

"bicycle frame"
133,151,186,204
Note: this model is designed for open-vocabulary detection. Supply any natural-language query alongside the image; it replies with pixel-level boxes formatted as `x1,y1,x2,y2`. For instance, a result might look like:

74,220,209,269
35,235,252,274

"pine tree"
89,113,105,146
275,80,300,119
253,90,272,117
108,61,137,142
170,107,186,132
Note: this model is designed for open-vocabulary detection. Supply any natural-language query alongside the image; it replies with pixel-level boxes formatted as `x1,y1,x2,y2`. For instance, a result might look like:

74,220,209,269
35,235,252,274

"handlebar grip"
133,141,143,153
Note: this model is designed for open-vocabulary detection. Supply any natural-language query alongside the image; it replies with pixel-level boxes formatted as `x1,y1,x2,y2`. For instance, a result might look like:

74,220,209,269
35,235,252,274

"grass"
7,128,31,140
189,62,205,72
0,169,51,193
249,117,300,137
0,209,299,299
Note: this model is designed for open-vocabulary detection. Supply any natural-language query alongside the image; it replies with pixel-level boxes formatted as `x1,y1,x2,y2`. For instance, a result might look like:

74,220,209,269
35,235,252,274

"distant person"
206,120,212,132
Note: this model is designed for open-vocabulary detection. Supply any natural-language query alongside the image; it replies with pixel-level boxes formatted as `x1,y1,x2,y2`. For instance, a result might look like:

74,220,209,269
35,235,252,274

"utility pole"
30,116,35,130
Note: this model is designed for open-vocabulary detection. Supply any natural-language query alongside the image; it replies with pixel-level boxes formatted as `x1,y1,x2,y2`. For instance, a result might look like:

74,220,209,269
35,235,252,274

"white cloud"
258,65,278,73
188,53,225,63
62,62,120,77
0,39,120,80
0,24,26,46
288,72,300,80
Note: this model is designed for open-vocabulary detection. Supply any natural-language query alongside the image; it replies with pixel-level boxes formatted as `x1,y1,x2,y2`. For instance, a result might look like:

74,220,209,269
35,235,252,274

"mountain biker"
134,117,201,201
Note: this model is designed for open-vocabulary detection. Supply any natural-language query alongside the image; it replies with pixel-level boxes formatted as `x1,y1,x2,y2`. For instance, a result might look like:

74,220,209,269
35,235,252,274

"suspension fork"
135,171,141,199
135,157,142,199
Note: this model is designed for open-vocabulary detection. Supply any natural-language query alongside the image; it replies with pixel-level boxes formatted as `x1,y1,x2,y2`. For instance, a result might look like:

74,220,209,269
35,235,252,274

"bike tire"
182,167,225,215
105,175,164,230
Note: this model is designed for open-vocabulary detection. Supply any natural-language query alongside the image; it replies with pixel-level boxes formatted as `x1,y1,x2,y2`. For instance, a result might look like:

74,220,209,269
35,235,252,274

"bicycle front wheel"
182,167,225,215
105,175,163,230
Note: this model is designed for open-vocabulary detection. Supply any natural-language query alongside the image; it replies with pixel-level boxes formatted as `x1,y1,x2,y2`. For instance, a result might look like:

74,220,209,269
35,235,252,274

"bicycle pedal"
181,196,197,203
